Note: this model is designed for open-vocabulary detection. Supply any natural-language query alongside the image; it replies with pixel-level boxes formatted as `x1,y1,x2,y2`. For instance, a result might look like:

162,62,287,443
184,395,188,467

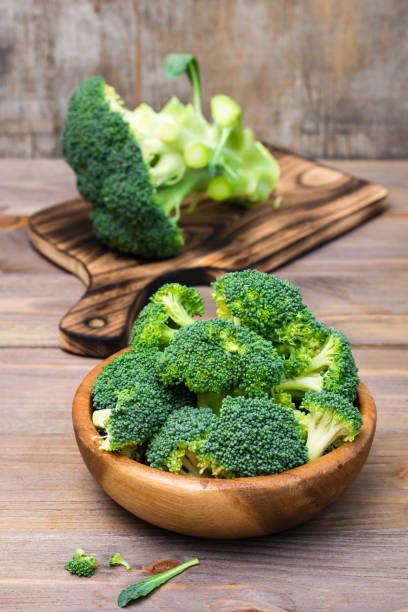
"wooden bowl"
72,349,376,539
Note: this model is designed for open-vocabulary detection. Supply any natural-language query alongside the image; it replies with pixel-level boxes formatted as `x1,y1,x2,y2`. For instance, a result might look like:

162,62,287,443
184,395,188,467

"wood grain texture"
1,159,407,611
28,147,387,357
1,1,408,159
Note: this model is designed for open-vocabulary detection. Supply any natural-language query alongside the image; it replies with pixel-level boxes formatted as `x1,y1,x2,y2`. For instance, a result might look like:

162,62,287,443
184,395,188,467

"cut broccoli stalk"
62,54,280,259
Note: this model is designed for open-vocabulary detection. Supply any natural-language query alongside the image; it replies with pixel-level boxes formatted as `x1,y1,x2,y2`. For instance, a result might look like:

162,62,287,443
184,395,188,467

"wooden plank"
1,1,408,159
27,147,388,357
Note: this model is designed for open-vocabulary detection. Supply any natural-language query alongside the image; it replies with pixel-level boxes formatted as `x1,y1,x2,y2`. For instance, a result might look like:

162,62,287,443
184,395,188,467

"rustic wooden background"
1,0,408,159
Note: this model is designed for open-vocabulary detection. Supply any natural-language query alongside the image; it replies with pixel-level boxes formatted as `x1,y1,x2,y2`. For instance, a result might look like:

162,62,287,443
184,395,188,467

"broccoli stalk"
62,55,279,259
110,553,131,570
301,391,363,461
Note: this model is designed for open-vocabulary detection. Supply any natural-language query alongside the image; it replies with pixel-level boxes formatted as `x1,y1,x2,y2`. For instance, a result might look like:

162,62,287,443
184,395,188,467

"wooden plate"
72,348,377,539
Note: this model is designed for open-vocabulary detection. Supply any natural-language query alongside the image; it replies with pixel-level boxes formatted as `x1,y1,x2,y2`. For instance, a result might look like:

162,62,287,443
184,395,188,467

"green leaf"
164,54,202,115
117,557,200,607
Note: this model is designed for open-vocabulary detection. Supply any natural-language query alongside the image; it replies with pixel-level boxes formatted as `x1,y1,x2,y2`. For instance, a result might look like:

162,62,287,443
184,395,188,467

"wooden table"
1,159,407,611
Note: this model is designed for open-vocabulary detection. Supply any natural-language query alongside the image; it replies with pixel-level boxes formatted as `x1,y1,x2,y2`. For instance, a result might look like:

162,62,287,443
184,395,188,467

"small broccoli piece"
65,549,97,577
62,56,279,260
301,390,363,461
198,395,308,477
277,327,359,401
146,405,218,475
151,283,203,326
158,318,283,398
130,283,203,351
110,553,131,570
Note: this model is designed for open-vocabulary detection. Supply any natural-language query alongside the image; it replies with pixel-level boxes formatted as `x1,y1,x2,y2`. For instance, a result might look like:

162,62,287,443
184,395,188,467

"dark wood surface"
1,0,408,159
1,159,407,610
28,147,387,357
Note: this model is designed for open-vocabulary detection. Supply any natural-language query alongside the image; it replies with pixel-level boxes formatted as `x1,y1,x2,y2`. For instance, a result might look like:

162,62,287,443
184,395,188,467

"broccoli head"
301,390,363,461
62,55,279,259
198,395,308,477
158,318,284,399
65,549,97,577
146,405,218,475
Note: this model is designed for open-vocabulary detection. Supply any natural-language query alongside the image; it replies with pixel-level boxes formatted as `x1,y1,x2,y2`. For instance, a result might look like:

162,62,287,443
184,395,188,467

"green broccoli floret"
277,327,359,401
197,395,308,477
110,553,131,570
130,283,203,351
301,390,363,461
92,348,193,413
62,55,279,259
212,270,306,338
158,318,284,399
65,549,97,577
92,375,193,453
146,405,218,475
151,283,203,326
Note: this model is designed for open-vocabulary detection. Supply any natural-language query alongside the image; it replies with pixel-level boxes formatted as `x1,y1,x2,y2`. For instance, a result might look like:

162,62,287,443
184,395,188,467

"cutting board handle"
58,266,227,357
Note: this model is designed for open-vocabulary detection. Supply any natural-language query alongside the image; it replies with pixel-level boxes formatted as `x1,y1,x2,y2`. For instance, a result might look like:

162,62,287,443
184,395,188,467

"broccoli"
65,549,97,577
62,54,279,259
146,405,218,475
277,327,359,401
301,390,363,461
130,283,203,352
212,269,307,337
92,377,192,453
197,395,308,477
158,318,284,399
110,553,131,570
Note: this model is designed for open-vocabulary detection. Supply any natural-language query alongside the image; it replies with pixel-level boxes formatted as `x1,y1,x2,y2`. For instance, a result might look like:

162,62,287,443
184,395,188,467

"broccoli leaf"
117,557,200,607
164,53,202,114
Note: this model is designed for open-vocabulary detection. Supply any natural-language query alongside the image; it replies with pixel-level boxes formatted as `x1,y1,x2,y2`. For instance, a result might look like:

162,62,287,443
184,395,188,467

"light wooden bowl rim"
72,347,376,492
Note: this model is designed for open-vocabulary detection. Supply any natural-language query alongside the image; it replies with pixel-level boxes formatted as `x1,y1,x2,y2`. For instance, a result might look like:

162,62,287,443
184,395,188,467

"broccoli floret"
65,549,97,577
301,390,363,461
293,408,310,442
277,327,359,401
212,270,306,338
110,553,131,570
197,395,308,477
146,405,218,475
92,374,194,453
92,350,148,411
151,283,203,326
158,318,284,398
62,55,279,259
130,283,203,351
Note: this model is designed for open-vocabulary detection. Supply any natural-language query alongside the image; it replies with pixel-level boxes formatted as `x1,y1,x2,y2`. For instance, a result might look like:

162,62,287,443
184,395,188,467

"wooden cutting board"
28,146,387,358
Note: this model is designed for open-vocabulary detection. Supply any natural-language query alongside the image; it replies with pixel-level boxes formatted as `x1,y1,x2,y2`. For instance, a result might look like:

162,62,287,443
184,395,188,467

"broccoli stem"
278,373,323,398
156,168,210,221
305,335,335,374
307,411,348,461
